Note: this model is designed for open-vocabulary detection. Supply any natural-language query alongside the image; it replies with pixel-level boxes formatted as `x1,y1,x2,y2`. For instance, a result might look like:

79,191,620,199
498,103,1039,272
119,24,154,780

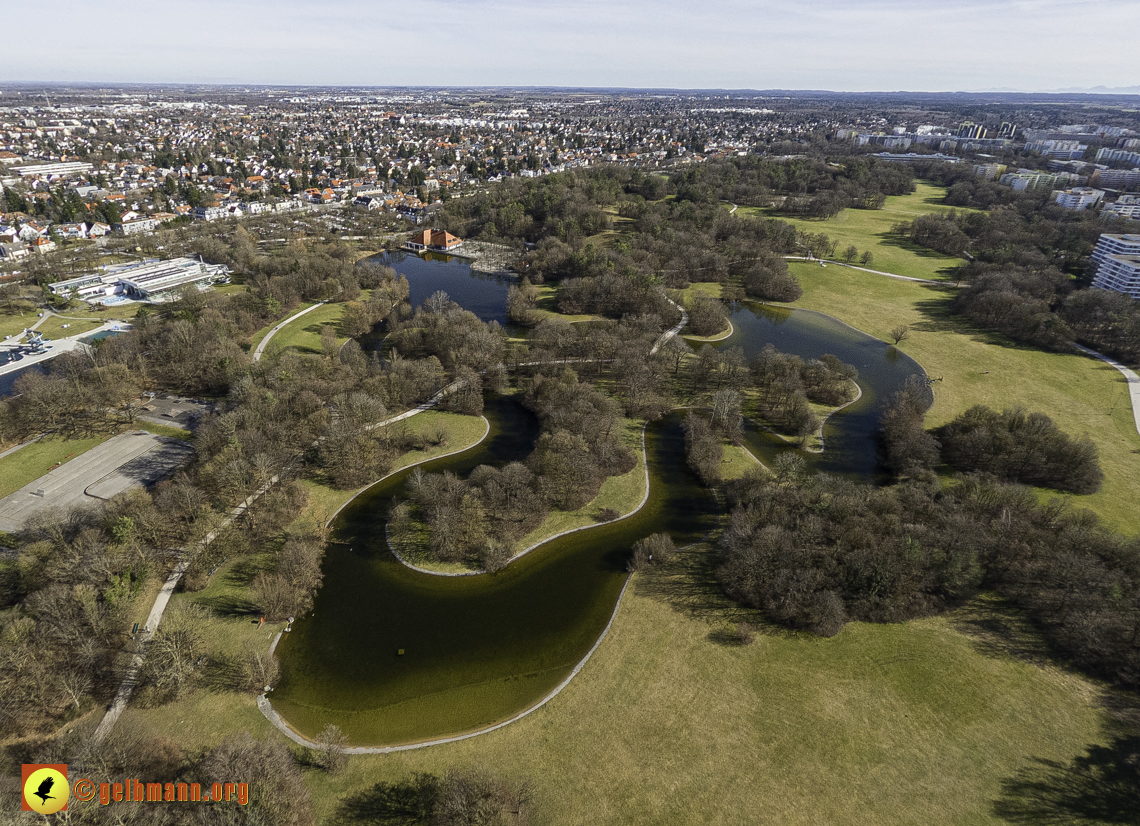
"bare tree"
313,724,349,774
890,324,910,345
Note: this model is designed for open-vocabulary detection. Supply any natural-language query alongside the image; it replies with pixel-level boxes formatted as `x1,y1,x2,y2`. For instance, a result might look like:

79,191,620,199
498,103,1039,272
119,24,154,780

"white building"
1027,140,1087,160
1091,234,1140,299
1052,187,1105,210
1096,148,1140,167
48,257,229,303
192,205,228,221
115,217,159,236
1102,195,1140,221
10,161,94,178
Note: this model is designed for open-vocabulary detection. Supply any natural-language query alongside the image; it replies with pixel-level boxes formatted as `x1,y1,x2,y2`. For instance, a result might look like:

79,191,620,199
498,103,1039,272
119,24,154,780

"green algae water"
272,259,931,747
271,401,716,745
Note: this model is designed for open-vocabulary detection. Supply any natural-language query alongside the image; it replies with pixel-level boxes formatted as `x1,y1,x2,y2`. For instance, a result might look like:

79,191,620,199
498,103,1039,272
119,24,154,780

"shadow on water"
272,402,718,745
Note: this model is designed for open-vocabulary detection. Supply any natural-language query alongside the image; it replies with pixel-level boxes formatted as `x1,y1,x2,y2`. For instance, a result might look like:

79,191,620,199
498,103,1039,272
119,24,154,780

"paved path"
1075,344,1140,437
0,318,127,378
0,431,190,533
650,297,689,355
259,574,636,754
251,301,327,362
92,473,284,745
93,296,688,747
782,256,948,286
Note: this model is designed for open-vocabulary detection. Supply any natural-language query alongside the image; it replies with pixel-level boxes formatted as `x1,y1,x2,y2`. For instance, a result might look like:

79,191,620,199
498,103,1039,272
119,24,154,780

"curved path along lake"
270,259,929,746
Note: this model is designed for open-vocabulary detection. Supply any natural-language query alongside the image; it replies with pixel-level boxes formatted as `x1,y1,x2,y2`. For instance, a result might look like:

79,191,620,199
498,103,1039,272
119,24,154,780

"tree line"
716,468,1140,694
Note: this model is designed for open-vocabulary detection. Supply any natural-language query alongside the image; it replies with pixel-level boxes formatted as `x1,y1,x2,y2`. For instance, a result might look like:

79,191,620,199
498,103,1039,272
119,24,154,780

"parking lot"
0,431,194,532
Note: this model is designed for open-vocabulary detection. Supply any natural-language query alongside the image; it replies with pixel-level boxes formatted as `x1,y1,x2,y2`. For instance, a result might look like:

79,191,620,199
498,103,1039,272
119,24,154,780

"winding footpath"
1075,344,1140,438
251,301,327,362
93,294,692,748
260,426,653,752
781,256,947,286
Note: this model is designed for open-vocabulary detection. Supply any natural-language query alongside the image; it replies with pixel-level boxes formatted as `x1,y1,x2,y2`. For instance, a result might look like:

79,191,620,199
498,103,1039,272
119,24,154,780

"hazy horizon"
2,0,1137,93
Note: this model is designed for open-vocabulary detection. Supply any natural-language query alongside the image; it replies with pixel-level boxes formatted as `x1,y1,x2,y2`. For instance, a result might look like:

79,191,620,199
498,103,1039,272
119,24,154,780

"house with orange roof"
405,228,462,252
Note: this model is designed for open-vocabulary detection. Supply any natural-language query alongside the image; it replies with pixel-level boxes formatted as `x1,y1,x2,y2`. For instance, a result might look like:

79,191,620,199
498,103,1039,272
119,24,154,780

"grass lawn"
782,262,1140,534
0,434,110,498
721,443,763,480
741,181,980,282
300,580,1121,826
246,301,318,353
264,303,349,356
36,317,104,340
136,421,194,440
211,284,249,296
0,309,43,340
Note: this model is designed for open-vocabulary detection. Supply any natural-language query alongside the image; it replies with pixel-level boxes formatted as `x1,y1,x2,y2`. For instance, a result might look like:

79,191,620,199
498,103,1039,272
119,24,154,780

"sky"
2,0,1138,92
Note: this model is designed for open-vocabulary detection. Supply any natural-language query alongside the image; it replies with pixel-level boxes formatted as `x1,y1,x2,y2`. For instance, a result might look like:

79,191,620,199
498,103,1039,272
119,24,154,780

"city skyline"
2,0,1138,93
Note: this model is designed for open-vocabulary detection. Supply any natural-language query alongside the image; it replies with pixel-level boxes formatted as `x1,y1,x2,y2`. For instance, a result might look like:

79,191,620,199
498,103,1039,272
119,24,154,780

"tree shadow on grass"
872,229,965,263
949,597,1057,671
632,548,734,624
199,653,243,694
224,554,274,587
334,774,438,825
992,734,1140,825
193,593,258,617
634,548,793,646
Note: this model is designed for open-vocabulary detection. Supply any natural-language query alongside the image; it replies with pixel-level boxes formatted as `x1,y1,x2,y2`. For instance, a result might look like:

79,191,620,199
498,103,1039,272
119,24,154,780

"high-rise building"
998,122,1018,139
1090,234,1140,299
1097,147,1140,166
955,122,987,139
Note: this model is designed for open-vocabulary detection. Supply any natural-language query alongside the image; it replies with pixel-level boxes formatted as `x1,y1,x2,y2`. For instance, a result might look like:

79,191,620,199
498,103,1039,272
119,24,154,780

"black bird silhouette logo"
33,776,56,806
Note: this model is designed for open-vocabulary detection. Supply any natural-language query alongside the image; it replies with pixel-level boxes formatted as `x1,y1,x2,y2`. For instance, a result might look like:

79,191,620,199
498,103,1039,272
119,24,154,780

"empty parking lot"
0,431,194,532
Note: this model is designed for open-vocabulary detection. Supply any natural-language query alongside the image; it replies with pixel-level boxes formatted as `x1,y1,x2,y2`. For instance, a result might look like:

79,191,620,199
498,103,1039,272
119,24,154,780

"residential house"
86,221,111,237
115,217,159,235
31,236,57,254
17,222,49,241
0,242,28,260
54,222,88,240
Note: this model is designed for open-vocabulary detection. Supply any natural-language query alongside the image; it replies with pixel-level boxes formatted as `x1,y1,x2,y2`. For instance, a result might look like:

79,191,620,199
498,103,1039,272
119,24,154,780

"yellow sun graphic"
23,766,69,814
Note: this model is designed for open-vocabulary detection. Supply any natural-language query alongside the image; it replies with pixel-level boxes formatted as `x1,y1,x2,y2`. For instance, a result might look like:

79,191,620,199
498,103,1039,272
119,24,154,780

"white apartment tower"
1091,234,1140,299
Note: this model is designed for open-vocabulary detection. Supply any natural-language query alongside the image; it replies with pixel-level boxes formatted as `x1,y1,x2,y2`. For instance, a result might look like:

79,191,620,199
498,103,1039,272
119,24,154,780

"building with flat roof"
1091,234,1140,299
1053,187,1105,210
1092,168,1140,190
11,161,94,178
1102,195,1140,221
873,152,959,165
48,257,229,303
1000,170,1060,193
1097,148,1140,167
1027,140,1087,160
